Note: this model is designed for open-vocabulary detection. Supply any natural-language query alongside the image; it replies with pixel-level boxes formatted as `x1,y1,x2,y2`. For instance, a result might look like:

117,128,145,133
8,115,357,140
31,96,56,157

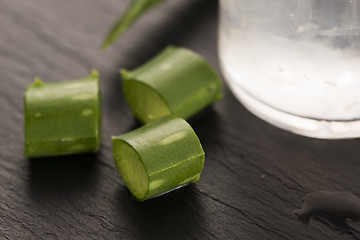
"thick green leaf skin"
122,46,223,124
24,70,102,158
102,0,165,49
112,117,205,201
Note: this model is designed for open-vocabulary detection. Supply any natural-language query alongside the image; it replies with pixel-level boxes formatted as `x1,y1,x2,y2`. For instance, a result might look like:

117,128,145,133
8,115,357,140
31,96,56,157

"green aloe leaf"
24,70,102,158
112,117,205,201
122,46,223,124
102,0,164,49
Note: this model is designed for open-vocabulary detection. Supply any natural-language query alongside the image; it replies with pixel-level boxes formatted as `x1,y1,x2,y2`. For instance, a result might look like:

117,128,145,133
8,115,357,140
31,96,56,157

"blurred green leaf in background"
102,0,165,50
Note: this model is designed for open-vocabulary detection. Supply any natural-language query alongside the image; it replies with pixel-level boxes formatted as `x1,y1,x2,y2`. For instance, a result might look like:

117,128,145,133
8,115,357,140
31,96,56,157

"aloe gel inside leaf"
122,71,171,123
113,140,149,200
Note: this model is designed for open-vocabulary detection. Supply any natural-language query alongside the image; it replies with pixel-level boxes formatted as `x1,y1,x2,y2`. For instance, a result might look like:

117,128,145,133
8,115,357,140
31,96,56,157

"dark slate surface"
0,0,359,239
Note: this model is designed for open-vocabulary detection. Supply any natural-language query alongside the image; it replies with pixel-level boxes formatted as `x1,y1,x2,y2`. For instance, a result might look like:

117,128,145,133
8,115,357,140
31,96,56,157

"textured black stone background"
0,0,359,239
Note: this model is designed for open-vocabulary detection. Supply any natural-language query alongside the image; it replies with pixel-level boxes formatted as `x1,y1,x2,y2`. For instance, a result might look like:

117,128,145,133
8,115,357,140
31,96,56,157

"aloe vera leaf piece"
24,70,101,158
122,46,223,124
112,117,205,201
101,0,164,49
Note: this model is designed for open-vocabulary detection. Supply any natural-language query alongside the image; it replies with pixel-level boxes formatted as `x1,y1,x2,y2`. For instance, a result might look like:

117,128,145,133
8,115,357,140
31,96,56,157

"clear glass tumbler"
219,0,360,138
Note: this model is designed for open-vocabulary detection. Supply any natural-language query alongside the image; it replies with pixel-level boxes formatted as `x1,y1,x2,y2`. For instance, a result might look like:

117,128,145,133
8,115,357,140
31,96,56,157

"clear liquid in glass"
219,0,360,138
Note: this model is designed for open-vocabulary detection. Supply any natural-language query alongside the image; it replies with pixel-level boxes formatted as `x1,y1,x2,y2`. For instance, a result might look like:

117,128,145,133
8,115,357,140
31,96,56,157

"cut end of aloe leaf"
113,139,149,201
122,78,171,124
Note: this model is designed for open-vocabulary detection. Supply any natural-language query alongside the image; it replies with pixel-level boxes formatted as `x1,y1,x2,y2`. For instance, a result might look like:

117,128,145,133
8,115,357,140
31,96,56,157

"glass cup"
219,0,360,139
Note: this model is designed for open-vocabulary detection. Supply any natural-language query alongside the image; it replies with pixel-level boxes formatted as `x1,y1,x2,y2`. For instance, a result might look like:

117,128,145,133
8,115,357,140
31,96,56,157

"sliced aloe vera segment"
24,70,101,158
102,0,165,49
112,117,205,201
122,46,223,124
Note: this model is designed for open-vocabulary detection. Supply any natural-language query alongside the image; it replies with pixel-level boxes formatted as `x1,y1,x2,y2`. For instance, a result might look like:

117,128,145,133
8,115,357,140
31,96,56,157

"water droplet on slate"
293,191,360,234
